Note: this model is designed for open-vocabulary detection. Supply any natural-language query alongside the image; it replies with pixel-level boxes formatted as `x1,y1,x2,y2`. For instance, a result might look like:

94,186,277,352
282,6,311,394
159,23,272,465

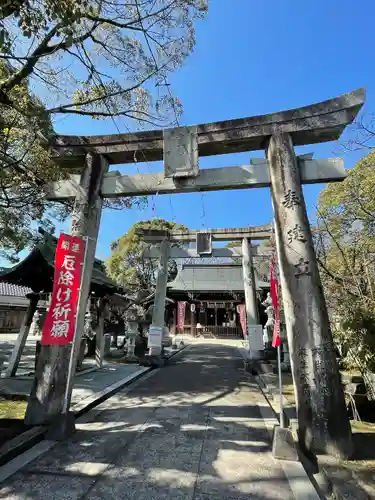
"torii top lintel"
50,88,365,167
135,225,273,242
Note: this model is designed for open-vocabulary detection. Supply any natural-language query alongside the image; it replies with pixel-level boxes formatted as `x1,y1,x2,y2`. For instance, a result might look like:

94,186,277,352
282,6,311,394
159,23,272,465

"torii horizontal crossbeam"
49,88,365,167
45,158,346,200
144,246,272,259
136,225,273,242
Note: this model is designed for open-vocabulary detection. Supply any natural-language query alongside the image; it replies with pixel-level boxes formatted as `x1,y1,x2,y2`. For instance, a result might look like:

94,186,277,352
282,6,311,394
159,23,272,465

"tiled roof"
0,282,32,297
168,264,269,292
0,229,120,295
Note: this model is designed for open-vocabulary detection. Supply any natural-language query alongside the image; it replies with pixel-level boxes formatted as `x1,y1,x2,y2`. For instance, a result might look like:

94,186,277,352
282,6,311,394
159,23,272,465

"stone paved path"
0,343,301,499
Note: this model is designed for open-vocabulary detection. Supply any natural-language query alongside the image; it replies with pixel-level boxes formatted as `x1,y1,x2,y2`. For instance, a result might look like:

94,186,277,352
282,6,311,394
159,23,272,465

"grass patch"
0,400,27,420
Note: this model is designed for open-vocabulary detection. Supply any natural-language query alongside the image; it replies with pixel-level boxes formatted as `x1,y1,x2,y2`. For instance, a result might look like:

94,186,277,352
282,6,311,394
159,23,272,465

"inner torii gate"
32,88,365,458
138,225,272,358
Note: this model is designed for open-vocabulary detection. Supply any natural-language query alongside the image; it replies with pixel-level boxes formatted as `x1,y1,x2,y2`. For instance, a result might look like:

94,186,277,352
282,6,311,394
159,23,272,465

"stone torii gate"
138,225,272,358
36,88,364,457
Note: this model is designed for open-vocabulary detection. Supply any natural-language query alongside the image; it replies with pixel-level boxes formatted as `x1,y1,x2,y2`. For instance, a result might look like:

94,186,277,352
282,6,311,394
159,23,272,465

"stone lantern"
125,306,141,361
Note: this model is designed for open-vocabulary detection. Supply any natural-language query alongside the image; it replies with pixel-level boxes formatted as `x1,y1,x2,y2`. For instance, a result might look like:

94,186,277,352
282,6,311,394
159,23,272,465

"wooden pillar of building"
267,132,352,458
171,307,177,335
190,304,196,336
95,297,109,368
5,293,40,377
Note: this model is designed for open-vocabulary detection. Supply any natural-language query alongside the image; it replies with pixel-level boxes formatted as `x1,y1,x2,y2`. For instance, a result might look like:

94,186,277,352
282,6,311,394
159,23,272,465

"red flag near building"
270,251,281,347
238,304,247,339
41,234,85,345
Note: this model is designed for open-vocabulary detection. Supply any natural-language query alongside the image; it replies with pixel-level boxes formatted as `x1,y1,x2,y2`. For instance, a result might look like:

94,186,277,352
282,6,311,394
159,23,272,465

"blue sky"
27,0,375,262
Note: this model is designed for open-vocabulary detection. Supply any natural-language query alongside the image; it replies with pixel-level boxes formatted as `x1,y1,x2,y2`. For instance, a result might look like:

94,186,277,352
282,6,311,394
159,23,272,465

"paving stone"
0,342,300,499
0,471,95,499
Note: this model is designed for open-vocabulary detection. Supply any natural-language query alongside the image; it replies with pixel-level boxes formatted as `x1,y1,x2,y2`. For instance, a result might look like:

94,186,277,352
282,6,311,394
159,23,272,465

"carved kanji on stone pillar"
267,132,352,458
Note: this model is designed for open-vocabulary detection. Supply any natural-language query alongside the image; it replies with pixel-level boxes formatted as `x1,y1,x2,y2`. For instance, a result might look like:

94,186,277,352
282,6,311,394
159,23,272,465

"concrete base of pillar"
281,346,291,372
126,340,138,361
272,425,299,462
46,411,76,441
149,346,162,357
248,349,263,360
283,353,290,364
280,362,291,372
147,355,165,368
103,333,111,357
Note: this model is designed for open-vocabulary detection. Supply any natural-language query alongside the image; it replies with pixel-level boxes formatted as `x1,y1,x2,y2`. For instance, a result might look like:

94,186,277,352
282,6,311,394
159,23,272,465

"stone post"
25,152,108,430
278,310,291,371
267,132,352,458
242,238,261,358
29,309,41,337
126,315,138,361
150,238,170,356
5,292,40,377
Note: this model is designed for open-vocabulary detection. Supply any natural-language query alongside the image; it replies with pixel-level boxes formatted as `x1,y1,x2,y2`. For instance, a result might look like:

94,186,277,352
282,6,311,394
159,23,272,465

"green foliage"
0,1,207,260
0,0,208,125
0,62,68,262
106,218,187,291
316,151,375,373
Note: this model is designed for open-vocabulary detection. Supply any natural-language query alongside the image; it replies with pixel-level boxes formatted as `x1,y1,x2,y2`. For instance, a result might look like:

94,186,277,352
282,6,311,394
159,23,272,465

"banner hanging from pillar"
41,233,85,345
238,304,247,339
270,250,280,348
177,301,186,331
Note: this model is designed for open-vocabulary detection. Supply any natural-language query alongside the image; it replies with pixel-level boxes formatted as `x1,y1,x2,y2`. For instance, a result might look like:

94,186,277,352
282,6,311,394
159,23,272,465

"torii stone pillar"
25,152,108,431
242,238,261,358
267,132,352,458
150,238,170,356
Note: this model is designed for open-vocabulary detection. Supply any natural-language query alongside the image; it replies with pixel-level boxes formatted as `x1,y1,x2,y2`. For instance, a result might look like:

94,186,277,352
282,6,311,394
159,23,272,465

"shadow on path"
0,343,295,500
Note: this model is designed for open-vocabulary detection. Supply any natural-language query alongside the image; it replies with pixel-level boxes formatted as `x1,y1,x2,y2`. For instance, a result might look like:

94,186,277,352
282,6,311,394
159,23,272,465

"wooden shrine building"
166,263,270,338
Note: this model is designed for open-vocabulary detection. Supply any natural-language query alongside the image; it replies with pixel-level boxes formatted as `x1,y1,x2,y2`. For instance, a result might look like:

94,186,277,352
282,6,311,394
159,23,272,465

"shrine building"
166,263,270,338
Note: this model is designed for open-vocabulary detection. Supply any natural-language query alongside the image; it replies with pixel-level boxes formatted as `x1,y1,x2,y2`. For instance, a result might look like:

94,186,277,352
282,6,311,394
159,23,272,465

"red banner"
238,304,247,339
270,250,280,347
177,301,186,331
41,233,85,345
